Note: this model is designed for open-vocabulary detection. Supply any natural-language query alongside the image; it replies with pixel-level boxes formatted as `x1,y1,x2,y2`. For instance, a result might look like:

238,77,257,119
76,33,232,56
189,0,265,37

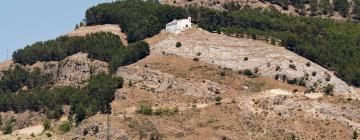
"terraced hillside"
150,28,353,94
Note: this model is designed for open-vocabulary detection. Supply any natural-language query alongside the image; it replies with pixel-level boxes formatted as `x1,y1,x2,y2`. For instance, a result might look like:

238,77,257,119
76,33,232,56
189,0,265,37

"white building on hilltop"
166,17,192,34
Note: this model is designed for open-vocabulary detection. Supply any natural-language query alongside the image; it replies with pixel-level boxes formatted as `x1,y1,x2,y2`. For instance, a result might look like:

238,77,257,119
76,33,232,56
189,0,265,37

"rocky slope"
28,53,108,86
60,54,360,140
150,28,353,94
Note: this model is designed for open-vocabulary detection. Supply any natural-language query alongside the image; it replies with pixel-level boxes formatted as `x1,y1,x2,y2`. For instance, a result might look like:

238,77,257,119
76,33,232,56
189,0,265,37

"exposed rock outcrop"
28,53,108,86
116,65,225,99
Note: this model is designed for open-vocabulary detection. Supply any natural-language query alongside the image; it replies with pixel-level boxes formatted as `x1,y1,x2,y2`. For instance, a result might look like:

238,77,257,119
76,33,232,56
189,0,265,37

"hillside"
1,23,360,139
1,0,360,139
163,0,357,21
150,28,353,93
84,0,360,87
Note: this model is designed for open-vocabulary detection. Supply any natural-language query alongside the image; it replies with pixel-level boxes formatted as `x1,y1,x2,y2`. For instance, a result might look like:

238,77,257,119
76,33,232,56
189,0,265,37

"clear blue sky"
0,0,113,62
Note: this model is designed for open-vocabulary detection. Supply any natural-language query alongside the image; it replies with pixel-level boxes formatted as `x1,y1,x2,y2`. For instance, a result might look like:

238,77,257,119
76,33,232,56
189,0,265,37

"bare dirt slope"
57,54,360,140
67,24,128,46
150,28,353,94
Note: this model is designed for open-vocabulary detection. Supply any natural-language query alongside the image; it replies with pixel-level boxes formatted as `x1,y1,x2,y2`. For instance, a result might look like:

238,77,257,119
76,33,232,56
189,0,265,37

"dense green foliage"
85,0,186,42
0,73,123,123
109,41,150,73
13,32,123,65
333,0,349,17
12,32,150,73
0,66,52,93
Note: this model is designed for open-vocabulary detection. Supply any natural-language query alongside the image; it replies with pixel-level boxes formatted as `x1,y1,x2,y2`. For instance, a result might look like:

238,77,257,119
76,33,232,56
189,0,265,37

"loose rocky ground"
60,54,360,140
151,28,353,94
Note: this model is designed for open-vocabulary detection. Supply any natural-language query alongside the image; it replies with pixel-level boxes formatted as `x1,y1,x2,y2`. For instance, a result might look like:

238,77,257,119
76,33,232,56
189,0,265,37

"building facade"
165,17,192,34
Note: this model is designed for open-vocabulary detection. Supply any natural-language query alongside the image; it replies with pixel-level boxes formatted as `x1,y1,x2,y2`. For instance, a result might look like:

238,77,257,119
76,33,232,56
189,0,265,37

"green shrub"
176,42,182,48
243,69,253,77
323,84,334,96
43,119,51,130
45,132,52,137
83,127,89,136
312,71,317,76
271,38,276,45
2,120,13,134
287,78,298,85
154,107,179,116
58,121,71,134
215,96,222,105
289,64,297,70
325,73,331,81
137,103,153,115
